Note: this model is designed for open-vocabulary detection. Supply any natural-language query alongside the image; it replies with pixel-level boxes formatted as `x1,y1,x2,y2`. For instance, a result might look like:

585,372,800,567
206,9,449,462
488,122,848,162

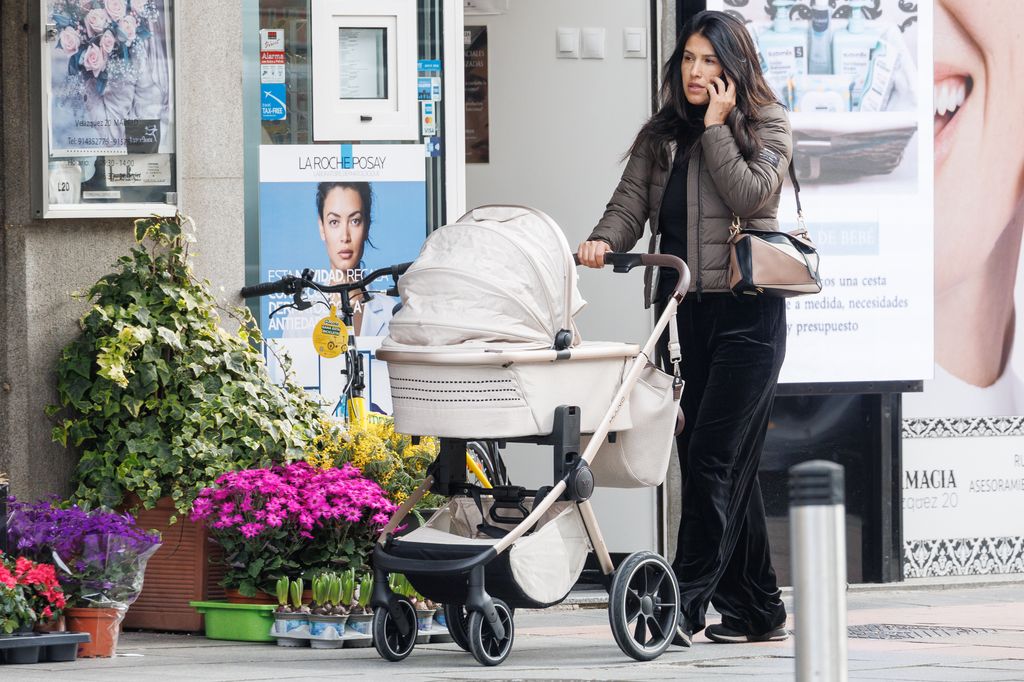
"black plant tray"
0,632,91,665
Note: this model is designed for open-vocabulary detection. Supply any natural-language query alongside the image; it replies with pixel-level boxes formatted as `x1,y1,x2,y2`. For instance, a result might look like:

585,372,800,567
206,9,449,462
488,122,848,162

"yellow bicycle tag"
312,306,347,359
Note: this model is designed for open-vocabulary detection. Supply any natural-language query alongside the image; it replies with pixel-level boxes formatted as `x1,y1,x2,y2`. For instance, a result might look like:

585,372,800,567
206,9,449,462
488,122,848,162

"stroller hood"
387,205,586,348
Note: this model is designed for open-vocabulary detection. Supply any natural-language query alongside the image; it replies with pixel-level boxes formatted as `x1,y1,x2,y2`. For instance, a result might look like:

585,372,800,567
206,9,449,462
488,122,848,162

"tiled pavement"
4,576,1023,680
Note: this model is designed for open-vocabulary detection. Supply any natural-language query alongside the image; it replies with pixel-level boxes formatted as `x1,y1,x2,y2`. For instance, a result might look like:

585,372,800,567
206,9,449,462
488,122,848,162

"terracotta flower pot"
224,588,277,605
225,587,312,605
65,606,126,658
34,615,67,633
119,496,226,632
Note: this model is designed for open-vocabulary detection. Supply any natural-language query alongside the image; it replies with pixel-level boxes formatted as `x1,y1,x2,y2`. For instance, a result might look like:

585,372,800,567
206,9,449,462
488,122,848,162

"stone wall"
0,2,246,501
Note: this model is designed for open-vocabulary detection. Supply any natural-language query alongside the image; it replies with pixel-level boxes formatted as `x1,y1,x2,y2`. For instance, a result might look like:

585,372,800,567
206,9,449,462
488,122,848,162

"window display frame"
31,0,182,219
311,0,419,142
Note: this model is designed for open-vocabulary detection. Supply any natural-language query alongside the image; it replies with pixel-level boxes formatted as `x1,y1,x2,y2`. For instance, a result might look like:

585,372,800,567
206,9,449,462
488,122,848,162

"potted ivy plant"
46,214,324,630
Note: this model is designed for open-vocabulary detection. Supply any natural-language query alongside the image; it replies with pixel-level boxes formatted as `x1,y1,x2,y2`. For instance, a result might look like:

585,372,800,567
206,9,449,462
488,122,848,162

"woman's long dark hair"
630,11,779,165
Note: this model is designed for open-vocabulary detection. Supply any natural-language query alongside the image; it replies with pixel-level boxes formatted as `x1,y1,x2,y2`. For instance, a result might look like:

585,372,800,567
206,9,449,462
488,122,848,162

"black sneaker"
672,619,693,647
705,623,789,643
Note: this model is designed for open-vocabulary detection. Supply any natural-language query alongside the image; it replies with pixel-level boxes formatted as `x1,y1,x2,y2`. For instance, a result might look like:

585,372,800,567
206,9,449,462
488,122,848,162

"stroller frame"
371,252,690,666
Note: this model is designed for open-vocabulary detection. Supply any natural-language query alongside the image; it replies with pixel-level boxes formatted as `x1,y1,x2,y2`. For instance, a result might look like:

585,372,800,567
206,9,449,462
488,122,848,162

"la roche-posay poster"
258,144,426,416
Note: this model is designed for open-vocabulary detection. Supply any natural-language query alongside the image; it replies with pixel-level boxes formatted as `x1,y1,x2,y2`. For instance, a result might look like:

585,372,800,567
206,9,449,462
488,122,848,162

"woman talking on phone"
578,11,791,646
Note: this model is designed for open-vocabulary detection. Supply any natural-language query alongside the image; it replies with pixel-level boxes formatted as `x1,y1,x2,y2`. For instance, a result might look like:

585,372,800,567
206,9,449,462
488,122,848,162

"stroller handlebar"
574,252,691,298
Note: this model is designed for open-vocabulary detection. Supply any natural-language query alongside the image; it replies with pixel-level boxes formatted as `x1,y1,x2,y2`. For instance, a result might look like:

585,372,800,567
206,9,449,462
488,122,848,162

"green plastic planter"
190,601,276,642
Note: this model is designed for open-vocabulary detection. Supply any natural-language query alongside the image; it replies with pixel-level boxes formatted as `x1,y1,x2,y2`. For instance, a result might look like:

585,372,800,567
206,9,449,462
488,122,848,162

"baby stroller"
371,206,690,666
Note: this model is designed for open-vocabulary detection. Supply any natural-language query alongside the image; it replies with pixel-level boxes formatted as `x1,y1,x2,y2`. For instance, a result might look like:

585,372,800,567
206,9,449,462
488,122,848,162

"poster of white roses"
47,0,175,157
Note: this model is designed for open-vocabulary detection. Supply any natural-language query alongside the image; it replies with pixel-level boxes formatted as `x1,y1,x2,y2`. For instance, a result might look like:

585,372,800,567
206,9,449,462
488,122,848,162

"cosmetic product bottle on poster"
857,32,901,112
758,0,808,103
789,74,853,112
832,0,880,108
808,0,832,75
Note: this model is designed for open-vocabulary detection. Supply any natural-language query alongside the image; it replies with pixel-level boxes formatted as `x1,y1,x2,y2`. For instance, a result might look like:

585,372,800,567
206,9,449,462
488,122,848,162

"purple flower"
238,523,264,539
6,497,162,607
187,461,398,592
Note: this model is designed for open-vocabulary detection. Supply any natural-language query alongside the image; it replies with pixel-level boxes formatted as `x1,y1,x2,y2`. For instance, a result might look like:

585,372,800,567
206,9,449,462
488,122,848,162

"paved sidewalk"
4,578,1024,680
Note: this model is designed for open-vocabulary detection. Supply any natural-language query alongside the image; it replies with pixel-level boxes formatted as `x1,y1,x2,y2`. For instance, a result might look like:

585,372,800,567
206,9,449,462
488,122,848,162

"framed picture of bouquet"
33,0,180,219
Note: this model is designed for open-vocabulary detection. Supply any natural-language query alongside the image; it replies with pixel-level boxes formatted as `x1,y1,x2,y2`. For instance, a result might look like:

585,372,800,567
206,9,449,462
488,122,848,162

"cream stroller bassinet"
370,206,691,666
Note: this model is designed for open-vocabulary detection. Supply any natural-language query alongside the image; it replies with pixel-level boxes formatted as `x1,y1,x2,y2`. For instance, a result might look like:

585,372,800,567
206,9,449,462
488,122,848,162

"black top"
656,134,698,300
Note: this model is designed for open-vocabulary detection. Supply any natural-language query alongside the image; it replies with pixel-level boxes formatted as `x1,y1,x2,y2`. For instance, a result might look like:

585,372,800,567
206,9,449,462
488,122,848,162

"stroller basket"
384,495,591,609
383,343,637,439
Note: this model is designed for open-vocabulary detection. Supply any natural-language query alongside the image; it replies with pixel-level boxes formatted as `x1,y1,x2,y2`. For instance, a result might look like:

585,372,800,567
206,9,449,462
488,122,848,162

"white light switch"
624,27,647,58
581,27,605,59
557,28,579,59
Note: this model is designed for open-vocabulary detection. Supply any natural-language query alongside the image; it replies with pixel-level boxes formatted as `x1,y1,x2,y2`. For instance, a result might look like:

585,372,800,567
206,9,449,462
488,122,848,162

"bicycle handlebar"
240,262,413,299
239,277,298,299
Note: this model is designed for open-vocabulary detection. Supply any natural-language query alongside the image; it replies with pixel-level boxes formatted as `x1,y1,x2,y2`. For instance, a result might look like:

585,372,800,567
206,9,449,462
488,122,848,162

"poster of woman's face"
259,179,426,340
906,0,1024,419
318,183,370,279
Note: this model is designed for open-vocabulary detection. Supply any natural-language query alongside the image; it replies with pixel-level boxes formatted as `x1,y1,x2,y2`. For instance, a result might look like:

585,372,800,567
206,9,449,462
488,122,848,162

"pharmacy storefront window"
244,0,456,418
35,0,179,218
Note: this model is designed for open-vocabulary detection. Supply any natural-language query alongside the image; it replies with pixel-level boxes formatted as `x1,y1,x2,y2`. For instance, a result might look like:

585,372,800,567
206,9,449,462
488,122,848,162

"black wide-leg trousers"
660,293,788,635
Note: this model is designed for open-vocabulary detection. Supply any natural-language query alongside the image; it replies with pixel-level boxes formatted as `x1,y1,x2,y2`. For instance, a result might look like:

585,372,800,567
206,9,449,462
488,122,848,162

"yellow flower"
302,413,443,510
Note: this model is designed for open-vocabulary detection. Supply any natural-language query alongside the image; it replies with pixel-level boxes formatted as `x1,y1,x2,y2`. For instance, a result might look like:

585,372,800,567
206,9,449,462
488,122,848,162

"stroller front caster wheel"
444,604,471,652
609,550,680,661
373,596,418,662
467,598,515,666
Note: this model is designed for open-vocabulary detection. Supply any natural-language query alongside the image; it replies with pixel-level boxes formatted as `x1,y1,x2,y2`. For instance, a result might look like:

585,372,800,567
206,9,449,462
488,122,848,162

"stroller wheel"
444,604,471,652
373,596,418,662
467,598,515,666
609,551,680,661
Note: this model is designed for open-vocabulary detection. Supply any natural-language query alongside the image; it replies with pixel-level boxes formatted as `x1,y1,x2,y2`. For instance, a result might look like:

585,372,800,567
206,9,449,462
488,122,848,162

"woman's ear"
318,217,327,242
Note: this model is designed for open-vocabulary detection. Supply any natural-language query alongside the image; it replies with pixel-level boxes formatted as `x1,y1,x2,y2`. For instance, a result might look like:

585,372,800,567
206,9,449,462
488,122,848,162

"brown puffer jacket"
588,103,793,304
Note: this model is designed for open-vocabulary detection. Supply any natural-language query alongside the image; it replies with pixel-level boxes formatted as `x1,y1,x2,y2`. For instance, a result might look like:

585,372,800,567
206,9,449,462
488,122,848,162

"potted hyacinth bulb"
308,572,347,648
272,578,309,647
340,570,355,616
345,573,374,647
271,577,290,623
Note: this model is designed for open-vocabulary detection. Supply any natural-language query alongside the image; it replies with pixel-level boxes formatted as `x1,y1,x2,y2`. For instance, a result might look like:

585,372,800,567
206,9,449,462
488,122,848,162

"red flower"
15,556,33,576
3,555,66,619
0,565,15,589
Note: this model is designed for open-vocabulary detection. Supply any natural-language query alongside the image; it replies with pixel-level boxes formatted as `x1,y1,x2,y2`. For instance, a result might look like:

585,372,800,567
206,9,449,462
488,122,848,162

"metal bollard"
789,460,847,682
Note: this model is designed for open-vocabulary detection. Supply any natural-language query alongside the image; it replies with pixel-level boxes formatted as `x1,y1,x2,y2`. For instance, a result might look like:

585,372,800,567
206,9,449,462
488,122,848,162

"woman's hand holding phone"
704,75,736,127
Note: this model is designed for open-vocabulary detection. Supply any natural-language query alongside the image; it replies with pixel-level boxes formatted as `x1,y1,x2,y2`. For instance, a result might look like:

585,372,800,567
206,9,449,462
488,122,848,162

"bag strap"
788,159,810,235
732,155,807,236
789,162,802,216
